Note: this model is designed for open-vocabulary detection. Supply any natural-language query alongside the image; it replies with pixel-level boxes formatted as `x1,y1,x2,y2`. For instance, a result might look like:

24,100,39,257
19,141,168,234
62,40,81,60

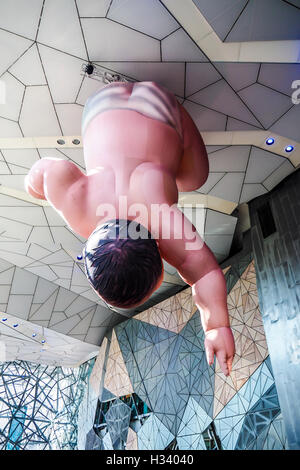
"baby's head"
84,219,163,309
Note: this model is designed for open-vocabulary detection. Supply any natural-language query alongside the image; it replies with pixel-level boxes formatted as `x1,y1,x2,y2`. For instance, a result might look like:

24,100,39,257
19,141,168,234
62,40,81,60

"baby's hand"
204,326,235,376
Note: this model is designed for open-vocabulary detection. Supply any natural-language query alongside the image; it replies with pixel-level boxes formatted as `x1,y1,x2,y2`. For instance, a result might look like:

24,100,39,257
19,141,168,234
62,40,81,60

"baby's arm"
25,158,91,238
176,105,209,192
153,204,235,376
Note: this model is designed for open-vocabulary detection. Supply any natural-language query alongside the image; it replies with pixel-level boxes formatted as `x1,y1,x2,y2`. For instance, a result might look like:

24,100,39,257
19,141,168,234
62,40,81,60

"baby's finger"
227,356,234,375
216,351,229,376
205,342,214,366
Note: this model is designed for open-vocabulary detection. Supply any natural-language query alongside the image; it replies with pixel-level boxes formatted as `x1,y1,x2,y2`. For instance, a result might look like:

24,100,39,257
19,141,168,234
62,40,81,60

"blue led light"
13,324,18,328
266,138,275,145
41,340,46,344
2,318,7,322
285,145,294,153
32,333,37,338
77,255,83,261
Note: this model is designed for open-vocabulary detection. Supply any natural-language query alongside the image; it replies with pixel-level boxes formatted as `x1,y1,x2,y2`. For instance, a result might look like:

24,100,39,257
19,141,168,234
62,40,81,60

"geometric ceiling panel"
191,0,248,42
258,63,300,96
182,100,227,131
9,44,46,86
81,18,160,61
193,0,300,42
54,103,83,136
244,147,286,184
38,45,84,104
270,105,300,143
198,145,295,204
213,62,260,92
19,86,62,137
0,311,98,367
185,63,221,97
225,0,300,43
0,0,43,40
161,28,208,62
37,0,87,59
96,62,185,97
106,0,179,40
76,0,112,18
238,83,293,129
190,80,262,128
0,29,32,77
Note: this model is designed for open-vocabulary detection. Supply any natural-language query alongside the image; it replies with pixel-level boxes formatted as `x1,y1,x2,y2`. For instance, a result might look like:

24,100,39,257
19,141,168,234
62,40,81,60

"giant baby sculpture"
25,81,235,376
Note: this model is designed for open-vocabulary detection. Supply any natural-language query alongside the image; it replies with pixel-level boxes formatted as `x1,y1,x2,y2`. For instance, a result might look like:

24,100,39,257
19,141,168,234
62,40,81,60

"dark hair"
84,219,163,308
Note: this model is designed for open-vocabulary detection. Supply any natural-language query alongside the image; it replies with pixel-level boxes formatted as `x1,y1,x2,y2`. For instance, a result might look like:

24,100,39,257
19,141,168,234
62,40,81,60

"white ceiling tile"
71,265,89,287
49,311,67,327
76,76,106,106
50,314,82,335
0,206,48,226
97,61,185,97
0,285,10,304
40,249,71,265
108,0,179,40
0,218,32,242
209,172,244,203
270,105,300,143
238,83,293,129
69,310,94,335
51,265,73,279
214,62,260,91
263,160,295,191
82,18,160,61
258,63,300,96
0,267,14,285
162,28,208,62
32,277,58,303
65,296,95,317
55,103,83,135
186,63,221,97
30,291,57,322
245,147,285,183
19,86,61,137
27,244,53,260
57,148,85,169
0,29,33,76
7,294,33,319
77,0,111,17
2,148,40,169
183,100,227,131
7,164,29,175
37,0,87,59
226,117,261,131
51,227,86,249
9,44,46,85
196,172,225,194
0,118,22,138
0,73,24,121
0,193,34,207
85,326,107,345
27,227,55,246
191,80,262,127
11,267,37,294
38,44,84,103
208,145,250,172
0,161,11,174
239,184,268,204
0,0,43,40
43,206,67,226
205,210,237,236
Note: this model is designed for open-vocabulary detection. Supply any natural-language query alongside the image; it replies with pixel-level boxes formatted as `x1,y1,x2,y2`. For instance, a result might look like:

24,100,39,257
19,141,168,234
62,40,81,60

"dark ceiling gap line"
74,0,90,63
34,0,45,42
280,0,300,10
255,81,294,98
105,0,114,18
222,0,251,42
0,42,34,81
267,103,295,130
92,15,162,43
186,78,224,99
237,145,252,204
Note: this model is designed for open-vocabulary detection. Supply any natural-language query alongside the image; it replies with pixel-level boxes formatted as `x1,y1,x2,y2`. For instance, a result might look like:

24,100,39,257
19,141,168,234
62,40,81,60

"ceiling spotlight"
266,138,275,145
57,139,65,145
41,339,46,344
285,145,294,153
13,323,18,328
72,139,80,145
32,333,37,338
2,318,7,322
77,254,83,260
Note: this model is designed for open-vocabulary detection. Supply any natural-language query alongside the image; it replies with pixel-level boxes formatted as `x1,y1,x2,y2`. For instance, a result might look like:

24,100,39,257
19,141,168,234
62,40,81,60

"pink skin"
25,81,235,376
